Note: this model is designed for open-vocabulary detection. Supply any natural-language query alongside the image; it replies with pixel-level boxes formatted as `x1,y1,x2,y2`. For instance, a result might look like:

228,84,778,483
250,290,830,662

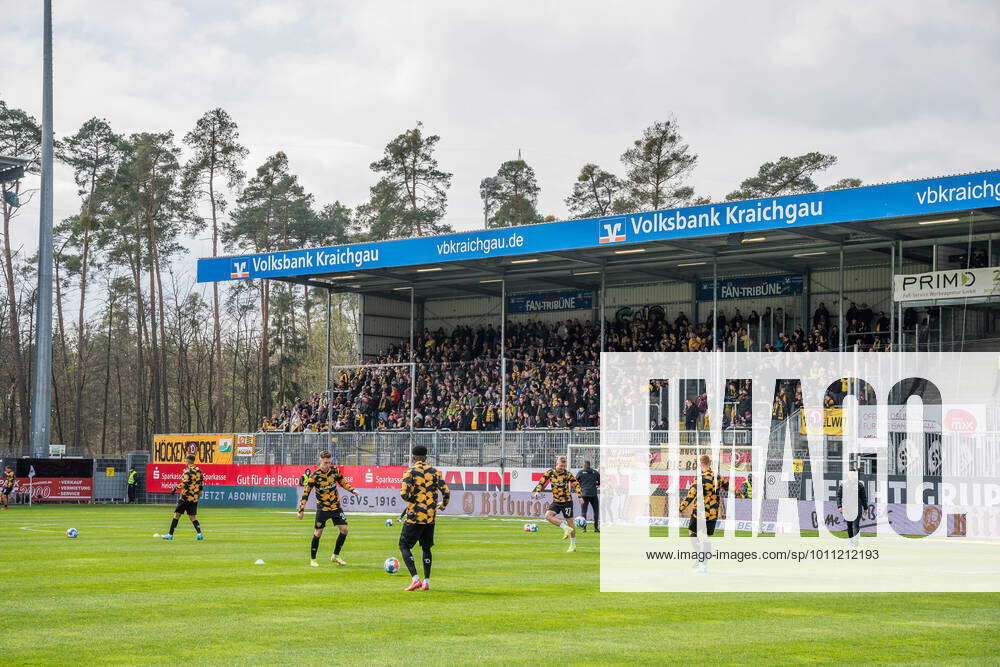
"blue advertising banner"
696,274,804,301
197,170,1000,283
199,485,301,508
507,289,594,313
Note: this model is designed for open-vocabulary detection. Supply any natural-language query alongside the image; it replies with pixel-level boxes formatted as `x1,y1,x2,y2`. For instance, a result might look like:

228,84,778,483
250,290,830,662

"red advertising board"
146,463,522,492
13,477,93,501
145,463,307,492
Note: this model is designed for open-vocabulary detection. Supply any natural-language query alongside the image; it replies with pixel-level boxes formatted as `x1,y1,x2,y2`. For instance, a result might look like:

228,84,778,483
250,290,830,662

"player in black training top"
163,454,205,540
679,454,729,572
533,455,583,552
2,465,14,509
297,450,359,567
399,445,450,591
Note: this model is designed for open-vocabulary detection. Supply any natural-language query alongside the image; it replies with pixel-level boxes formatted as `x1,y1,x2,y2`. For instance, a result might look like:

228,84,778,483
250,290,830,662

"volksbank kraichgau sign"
894,266,1000,302
197,170,1000,283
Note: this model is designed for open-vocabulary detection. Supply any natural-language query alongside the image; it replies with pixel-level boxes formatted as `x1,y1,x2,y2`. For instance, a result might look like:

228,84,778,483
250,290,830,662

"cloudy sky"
3,1,999,272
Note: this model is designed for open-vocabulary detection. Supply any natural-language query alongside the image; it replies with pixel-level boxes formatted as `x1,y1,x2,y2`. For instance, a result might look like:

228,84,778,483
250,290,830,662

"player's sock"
421,548,432,580
334,532,347,555
311,535,320,559
570,536,576,546
192,520,202,535
400,544,418,576
169,518,178,536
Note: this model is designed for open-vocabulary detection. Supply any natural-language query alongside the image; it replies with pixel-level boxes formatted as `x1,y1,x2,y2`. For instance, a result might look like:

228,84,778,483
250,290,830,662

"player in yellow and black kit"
533,455,583,552
297,450,359,567
2,465,15,509
678,454,730,572
399,445,450,591
163,454,205,540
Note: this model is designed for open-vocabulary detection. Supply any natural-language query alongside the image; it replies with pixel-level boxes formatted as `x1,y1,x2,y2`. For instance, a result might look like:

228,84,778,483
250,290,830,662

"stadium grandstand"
189,169,1000,468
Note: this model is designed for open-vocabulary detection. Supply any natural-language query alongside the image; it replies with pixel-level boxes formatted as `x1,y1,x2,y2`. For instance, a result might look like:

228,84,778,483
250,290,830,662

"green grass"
4,505,1000,665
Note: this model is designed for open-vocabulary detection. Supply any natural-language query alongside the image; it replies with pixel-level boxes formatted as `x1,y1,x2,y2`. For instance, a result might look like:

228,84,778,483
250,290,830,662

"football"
383,557,400,574
66,528,78,538
523,523,538,532
574,517,586,528
385,518,394,527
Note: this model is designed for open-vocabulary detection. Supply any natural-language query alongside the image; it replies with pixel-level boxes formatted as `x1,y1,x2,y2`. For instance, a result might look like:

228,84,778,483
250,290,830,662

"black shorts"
548,502,574,519
2,486,12,496
174,499,199,516
315,509,347,529
399,522,435,549
687,517,717,536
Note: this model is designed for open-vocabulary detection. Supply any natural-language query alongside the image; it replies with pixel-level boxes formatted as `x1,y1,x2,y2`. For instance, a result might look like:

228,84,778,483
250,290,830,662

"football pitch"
5,505,1000,665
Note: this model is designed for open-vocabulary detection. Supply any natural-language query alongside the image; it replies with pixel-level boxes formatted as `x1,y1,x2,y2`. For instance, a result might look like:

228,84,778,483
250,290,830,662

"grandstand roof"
197,169,1000,300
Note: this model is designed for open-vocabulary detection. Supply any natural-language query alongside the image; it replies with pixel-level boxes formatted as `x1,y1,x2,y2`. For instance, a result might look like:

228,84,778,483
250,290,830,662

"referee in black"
837,456,869,547
577,460,600,532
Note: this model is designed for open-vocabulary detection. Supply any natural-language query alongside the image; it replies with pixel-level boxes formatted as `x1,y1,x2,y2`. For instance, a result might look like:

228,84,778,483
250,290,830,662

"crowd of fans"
259,301,892,433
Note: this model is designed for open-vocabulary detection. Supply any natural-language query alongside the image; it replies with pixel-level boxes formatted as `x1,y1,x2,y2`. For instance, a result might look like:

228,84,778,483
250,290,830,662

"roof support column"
712,259,718,350
500,278,506,473
889,242,896,349
839,243,845,352
409,286,415,439
326,289,334,436
325,289,332,394
357,294,365,363
599,267,606,353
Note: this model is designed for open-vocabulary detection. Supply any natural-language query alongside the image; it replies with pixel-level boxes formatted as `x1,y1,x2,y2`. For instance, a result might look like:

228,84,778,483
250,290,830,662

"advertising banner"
145,463,544,494
200,485,302,508
235,434,256,457
152,434,235,465
13,477,93,501
506,289,594,314
894,266,1000,302
145,463,305,492
800,405,984,436
198,170,1000,283
696,274,803,301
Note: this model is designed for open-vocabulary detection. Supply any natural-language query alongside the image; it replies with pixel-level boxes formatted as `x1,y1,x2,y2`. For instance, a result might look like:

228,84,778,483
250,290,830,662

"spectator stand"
194,170,1000,467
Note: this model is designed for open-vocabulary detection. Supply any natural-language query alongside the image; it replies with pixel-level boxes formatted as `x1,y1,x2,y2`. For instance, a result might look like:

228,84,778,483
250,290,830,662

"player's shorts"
548,501,574,518
687,516,717,536
399,522,435,549
1,486,12,496
315,509,347,529
174,499,198,516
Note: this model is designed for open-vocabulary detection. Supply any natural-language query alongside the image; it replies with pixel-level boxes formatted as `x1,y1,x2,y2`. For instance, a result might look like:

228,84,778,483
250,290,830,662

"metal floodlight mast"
30,0,54,457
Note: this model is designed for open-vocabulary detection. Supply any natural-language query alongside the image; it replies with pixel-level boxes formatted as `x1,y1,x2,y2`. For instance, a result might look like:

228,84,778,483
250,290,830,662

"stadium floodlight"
510,258,538,264
479,278,502,283
416,266,443,272
393,286,413,291
573,270,600,276
0,156,29,185
329,274,357,280
793,251,827,257
614,248,645,254
678,261,706,267
918,217,960,225
742,236,767,243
